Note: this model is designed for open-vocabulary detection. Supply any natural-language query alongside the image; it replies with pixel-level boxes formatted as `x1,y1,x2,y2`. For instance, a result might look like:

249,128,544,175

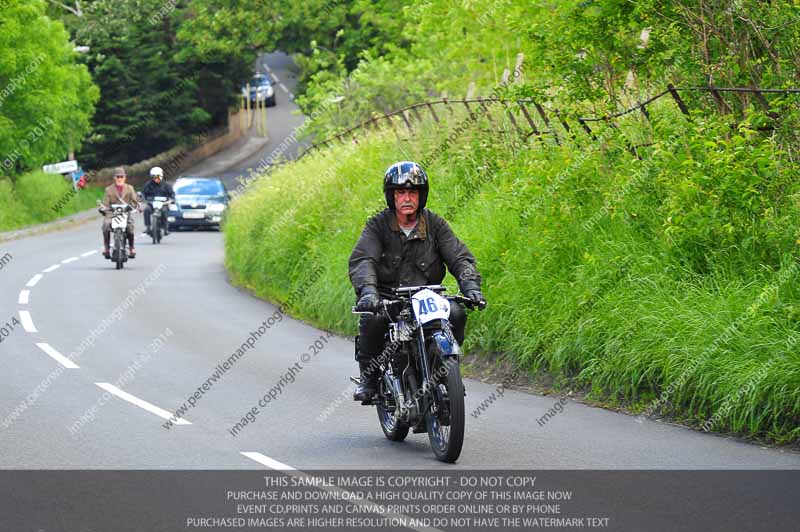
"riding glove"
356,287,380,312
465,289,487,309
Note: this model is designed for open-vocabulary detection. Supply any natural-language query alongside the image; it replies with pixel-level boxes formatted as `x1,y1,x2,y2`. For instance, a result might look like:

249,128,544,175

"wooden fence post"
426,102,440,123
466,81,476,99
667,84,691,117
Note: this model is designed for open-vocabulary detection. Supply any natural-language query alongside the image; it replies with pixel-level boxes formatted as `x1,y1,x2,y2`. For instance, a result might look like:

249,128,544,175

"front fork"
417,320,461,415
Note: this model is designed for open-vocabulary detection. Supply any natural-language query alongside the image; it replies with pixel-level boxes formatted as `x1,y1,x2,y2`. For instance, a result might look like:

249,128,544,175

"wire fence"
296,84,800,162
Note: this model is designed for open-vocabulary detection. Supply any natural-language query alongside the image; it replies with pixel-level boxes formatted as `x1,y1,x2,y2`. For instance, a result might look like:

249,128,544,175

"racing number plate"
411,289,451,325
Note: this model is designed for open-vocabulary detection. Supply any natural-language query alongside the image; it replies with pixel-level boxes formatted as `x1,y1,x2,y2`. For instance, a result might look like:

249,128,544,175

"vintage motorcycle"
147,195,172,244
352,284,484,463
99,201,133,270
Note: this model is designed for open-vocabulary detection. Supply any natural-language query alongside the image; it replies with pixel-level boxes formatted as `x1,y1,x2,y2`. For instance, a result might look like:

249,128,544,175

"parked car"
168,177,229,231
241,74,276,107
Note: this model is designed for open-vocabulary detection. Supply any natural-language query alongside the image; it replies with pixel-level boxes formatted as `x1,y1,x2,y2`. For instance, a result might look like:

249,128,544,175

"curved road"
1,53,799,473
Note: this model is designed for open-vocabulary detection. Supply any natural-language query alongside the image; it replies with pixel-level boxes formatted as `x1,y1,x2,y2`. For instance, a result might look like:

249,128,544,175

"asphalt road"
1,52,799,473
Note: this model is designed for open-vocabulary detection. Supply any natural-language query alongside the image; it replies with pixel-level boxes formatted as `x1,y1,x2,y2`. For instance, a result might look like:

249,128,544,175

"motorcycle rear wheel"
426,355,465,463
376,380,410,442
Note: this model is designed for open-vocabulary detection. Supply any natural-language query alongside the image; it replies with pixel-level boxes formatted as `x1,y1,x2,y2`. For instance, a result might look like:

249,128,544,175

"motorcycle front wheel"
114,230,124,270
426,355,465,463
152,216,160,244
376,379,410,442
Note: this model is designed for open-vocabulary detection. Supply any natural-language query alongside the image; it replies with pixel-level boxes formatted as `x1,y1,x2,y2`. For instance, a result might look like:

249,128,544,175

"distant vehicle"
168,177,229,231
241,74,276,107
148,196,173,244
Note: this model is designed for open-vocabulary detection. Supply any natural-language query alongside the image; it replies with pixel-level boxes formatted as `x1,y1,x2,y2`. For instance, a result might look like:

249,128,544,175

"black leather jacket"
349,208,482,298
141,179,175,200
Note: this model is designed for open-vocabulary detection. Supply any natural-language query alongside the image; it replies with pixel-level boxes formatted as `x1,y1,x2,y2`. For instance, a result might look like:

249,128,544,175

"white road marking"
240,452,436,532
270,73,278,83
278,82,289,94
43,264,60,273
26,274,43,287
81,250,98,257
240,452,295,471
36,343,79,369
19,310,37,333
95,383,192,425
61,257,79,264
289,92,295,100
18,290,30,305
265,65,272,73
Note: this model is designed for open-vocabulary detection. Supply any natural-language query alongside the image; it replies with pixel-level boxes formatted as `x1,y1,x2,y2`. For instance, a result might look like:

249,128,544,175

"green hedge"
224,107,800,443
0,171,103,232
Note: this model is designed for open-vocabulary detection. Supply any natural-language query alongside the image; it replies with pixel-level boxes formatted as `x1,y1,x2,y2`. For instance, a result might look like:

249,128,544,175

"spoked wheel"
376,379,410,442
426,356,465,463
114,231,124,270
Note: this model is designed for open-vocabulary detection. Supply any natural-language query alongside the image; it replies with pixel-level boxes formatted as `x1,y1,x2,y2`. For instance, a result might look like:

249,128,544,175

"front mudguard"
431,321,462,358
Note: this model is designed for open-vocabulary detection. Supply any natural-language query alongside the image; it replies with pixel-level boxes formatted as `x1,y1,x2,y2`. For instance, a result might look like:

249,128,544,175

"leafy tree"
0,0,97,177
178,0,413,93
58,0,207,166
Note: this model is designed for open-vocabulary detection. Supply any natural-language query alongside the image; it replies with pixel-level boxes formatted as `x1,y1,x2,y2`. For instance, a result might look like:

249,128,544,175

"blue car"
168,177,229,231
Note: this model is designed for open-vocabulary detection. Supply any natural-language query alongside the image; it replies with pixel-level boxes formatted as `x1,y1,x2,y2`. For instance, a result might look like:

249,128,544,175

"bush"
0,171,104,232
224,106,800,443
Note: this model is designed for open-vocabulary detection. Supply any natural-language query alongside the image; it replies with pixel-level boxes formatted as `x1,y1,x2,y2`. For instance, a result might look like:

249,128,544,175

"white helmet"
150,166,164,178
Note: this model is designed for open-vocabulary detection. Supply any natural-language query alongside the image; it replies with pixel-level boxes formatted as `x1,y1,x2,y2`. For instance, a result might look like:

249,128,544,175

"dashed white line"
95,383,192,425
43,264,60,273
18,290,30,305
240,452,295,471
19,310,37,333
278,82,289,94
36,343,79,369
240,452,435,532
269,73,279,83
26,274,43,287
81,250,98,257
61,257,79,264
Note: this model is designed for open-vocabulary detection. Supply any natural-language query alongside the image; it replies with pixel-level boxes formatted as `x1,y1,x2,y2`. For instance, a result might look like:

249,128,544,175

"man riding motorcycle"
100,167,140,259
348,161,486,402
141,166,175,235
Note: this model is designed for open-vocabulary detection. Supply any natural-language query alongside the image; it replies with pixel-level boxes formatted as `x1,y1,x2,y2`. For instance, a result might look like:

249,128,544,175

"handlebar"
98,204,133,214
351,293,485,315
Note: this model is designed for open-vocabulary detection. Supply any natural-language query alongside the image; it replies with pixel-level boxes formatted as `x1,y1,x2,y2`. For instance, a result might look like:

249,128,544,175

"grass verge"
0,171,104,232
224,104,800,444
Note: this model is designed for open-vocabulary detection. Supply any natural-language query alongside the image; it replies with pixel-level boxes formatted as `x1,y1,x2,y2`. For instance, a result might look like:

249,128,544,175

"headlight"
207,204,226,214
168,204,178,211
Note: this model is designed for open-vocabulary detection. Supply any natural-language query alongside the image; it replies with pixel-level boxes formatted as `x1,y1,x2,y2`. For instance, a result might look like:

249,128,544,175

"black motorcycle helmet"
383,161,429,211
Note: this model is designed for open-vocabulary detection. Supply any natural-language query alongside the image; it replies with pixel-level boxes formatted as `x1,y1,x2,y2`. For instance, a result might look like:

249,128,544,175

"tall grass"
224,105,800,443
0,171,104,232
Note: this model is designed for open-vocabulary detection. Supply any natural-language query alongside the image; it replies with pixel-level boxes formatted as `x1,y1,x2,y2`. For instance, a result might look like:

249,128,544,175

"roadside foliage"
224,0,800,443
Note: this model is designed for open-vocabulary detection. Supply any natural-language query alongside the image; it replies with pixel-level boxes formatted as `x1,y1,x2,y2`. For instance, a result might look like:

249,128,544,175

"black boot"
353,361,379,403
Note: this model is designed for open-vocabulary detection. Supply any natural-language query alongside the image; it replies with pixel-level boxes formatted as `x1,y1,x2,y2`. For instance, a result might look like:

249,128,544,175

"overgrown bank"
225,102,800,444
0,172,103,233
